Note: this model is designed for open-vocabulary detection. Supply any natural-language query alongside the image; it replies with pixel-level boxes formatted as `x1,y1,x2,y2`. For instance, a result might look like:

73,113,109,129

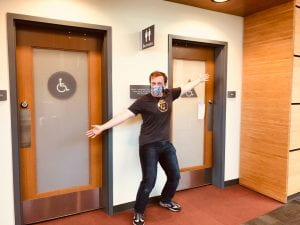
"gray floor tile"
242,200,300,225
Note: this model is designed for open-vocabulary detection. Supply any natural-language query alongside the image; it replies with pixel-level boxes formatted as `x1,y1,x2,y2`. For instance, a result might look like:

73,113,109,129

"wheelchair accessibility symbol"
48,71,76,99
184,90,197,97
56,78,70,93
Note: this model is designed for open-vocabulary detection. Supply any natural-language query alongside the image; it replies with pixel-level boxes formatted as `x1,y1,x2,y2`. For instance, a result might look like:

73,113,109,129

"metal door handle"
21,101,29,108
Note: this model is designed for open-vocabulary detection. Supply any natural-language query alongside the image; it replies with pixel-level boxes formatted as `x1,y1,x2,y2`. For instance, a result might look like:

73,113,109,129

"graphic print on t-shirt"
157,99,168,112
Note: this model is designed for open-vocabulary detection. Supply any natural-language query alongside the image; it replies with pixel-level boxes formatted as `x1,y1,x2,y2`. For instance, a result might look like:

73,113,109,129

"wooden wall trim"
289,106,300,150
292,57,300,102
288,151,300,195
294,6,300,55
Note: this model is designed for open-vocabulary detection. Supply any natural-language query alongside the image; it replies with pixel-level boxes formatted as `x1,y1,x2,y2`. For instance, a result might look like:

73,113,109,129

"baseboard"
224,179,239,187
288,192,300,202
113,196,161,214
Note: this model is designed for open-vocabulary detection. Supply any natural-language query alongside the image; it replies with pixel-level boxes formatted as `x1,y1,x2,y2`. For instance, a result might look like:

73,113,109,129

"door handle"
21,101,29,108
207,100,213,131
20,102,31,148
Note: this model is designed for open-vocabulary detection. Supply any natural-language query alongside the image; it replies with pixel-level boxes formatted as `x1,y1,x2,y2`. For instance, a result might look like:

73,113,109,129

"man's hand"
86,125,104,138
200,73,209,82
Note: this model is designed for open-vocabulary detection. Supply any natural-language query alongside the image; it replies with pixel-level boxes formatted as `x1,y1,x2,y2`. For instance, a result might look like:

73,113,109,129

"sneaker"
133,212,145,225
159,201,181,212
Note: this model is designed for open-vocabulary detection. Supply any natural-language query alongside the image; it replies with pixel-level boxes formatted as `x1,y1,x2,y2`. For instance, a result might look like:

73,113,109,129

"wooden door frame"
7,13,113,225
168,34,228,188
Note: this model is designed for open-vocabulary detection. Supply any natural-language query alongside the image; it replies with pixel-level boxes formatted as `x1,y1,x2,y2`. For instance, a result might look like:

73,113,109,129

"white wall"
0,0,243,224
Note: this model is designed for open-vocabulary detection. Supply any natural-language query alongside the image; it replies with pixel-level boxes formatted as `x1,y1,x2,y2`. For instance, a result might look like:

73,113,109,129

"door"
171,43,214,190
16,23,103,224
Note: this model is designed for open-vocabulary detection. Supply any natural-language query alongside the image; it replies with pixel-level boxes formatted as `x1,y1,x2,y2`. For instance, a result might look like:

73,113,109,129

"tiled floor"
37,185,282,225
242,197,300,225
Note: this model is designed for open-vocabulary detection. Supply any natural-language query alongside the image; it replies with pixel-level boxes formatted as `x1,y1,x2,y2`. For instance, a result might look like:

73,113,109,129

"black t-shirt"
128,87,181,146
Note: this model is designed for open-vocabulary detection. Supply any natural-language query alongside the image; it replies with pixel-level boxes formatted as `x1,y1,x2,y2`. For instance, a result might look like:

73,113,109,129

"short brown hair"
149,71,168,84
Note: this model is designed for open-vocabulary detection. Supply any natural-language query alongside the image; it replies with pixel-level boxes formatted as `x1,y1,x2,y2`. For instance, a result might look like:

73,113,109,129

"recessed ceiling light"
211,0,230,3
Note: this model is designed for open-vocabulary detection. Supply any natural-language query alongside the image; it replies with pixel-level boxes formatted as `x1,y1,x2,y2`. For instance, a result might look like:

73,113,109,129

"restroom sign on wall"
142,25,154,49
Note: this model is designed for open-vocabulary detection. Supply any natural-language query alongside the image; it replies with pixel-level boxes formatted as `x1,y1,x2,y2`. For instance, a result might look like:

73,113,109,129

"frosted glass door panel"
33,49,89,193
173,59,205,168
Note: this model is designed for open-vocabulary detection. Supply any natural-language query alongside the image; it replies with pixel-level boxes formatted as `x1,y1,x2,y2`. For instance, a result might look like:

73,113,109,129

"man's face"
150,76,166,88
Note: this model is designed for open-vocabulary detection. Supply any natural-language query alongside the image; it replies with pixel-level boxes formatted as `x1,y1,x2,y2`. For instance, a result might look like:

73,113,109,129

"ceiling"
165,0,292,17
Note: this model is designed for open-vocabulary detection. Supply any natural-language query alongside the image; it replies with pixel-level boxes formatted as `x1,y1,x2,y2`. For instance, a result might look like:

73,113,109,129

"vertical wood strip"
89,50,102,187
16,45,37,200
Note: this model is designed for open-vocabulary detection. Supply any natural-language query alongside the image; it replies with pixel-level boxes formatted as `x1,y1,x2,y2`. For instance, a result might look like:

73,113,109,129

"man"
86,71,209,225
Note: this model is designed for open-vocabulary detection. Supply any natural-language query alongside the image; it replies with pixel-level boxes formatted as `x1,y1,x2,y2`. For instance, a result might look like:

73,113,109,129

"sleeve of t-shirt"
171,87,181,100
128,98,143,115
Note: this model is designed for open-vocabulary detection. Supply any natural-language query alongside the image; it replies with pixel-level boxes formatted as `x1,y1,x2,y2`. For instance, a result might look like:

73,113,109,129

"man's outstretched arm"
86,109,135,138
180,74,209,96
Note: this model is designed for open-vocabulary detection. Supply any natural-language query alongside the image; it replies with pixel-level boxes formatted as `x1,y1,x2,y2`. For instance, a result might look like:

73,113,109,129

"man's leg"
134,144,159,214
158,141,181,209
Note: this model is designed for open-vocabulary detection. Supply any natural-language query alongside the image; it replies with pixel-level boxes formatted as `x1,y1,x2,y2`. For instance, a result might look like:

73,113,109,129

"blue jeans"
134,140,181,214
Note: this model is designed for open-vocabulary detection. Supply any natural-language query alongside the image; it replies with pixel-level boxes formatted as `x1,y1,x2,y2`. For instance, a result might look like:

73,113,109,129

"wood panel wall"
240,2,294,203
288,1,300,196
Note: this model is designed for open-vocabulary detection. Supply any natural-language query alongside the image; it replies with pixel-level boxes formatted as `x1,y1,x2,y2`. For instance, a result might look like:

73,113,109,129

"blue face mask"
151,86,163,97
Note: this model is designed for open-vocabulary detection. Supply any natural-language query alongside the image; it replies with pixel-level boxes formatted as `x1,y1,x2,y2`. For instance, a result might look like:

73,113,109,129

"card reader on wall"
227,91,236,98
0,90,7,101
